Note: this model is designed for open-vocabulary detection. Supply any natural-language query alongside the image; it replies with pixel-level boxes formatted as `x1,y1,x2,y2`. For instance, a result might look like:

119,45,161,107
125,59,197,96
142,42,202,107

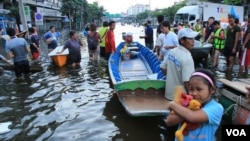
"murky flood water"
0,24,226,141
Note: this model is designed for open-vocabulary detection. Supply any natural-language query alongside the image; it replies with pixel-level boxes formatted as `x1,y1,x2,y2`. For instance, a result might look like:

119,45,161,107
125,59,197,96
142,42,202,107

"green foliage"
150,0,186,22
61,0,88,17
199,0,222,3
136,11,150,20
60,0,105,29
87,2,105,22
8,6,19,17
223,0,243,5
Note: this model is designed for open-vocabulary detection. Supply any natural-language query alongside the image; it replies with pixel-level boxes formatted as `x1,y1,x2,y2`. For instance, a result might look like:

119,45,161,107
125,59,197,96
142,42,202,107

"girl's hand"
169,101,175,109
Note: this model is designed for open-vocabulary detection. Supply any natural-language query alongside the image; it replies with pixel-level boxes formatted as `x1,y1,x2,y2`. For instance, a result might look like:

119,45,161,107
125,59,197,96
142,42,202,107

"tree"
60,0,88,30
199,0,222,3
87,2,105,23
61,0,105,29
151,0,186,22
200,0,250,5
136,11,150,21
223,0,243,5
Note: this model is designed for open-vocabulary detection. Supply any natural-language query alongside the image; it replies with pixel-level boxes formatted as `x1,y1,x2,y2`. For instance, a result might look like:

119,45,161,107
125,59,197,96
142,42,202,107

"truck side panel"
202,2,243,23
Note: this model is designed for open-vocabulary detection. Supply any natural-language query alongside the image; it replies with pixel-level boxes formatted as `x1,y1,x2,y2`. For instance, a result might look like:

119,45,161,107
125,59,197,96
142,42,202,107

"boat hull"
50,55,68,67
115,80,170,116
48,46,69,67
108,42,168,116
217,78,250,124
108,42,165,85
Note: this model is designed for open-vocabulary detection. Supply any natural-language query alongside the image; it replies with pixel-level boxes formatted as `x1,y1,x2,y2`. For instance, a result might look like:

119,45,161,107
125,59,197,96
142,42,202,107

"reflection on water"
0,49,115,140
0,53,175,141
0,48,172,141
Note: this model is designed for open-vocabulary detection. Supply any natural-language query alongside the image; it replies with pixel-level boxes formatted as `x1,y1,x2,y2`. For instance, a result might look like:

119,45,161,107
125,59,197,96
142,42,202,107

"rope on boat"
223,95,242,124
232,95,242,124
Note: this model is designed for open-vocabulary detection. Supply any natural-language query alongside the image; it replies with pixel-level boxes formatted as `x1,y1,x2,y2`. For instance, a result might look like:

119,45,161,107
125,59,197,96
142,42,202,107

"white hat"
178,28,199,39
126,32,133,36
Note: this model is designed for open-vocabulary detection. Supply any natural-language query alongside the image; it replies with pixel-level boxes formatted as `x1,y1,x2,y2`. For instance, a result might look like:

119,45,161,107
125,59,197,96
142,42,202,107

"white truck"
174,2,244,28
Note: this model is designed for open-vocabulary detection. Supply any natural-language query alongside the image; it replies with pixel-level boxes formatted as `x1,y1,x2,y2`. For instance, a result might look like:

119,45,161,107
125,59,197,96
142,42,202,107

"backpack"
87,32,98,50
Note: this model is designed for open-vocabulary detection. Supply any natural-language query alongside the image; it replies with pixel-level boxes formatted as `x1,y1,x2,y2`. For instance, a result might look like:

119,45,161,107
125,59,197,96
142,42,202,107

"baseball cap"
126,32,133,36
178,28,199,39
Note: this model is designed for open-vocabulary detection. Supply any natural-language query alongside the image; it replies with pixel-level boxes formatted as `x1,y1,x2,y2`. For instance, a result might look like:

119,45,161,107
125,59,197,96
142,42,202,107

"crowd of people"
0,20,118,77
151,14,250,80
137,14,250,140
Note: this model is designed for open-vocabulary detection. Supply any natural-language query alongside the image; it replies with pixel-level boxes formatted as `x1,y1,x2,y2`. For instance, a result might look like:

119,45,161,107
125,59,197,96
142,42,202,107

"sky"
87,0,181,13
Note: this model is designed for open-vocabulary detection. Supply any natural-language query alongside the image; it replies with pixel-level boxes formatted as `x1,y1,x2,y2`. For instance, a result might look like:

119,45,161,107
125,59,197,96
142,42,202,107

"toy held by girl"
165,69,224,141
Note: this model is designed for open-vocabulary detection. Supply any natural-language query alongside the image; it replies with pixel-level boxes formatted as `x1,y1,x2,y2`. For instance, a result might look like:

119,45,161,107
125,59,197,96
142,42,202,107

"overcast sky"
87,0,181,13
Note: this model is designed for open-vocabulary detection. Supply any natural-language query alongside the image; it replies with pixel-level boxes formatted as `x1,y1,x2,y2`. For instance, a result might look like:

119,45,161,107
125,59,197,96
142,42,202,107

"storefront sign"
24,6,31,22
37,7,61,17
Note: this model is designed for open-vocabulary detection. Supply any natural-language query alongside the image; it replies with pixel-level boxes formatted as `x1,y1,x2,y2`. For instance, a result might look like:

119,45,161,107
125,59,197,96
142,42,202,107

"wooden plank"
122,76,148,80
217,78,248,94
120,57,151,79
48,46,69,56
117,89,170,116
219,88,250,111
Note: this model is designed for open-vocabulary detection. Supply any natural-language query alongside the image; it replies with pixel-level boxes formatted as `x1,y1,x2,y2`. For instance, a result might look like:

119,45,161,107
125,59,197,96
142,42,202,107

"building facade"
0,0,65,33
127,4,150,16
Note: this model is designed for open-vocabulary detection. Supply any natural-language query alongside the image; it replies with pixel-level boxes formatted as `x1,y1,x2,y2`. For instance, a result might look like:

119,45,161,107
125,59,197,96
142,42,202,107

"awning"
0,9,10,14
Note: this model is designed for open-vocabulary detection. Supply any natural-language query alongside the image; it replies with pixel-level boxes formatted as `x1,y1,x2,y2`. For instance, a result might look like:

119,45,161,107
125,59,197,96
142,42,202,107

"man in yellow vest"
194,19,202,40
98,21,109,58
211,20,225,71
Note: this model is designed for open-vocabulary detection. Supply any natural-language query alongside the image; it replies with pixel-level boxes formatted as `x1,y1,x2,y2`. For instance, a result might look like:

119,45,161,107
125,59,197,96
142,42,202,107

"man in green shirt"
99,21,108,58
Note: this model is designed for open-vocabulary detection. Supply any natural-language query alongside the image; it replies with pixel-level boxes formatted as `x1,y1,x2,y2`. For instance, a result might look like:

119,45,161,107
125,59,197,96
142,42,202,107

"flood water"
0,24,225,141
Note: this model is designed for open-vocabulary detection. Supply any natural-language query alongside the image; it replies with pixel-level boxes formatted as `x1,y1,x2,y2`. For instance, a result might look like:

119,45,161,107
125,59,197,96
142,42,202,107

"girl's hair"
190,69,216,88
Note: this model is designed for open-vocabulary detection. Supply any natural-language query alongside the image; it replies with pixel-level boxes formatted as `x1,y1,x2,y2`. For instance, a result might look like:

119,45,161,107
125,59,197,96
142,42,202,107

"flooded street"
0,23,227,141
0,24,171,141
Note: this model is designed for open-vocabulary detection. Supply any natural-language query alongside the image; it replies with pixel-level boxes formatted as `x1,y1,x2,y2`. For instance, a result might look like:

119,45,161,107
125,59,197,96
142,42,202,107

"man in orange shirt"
105,21,116,60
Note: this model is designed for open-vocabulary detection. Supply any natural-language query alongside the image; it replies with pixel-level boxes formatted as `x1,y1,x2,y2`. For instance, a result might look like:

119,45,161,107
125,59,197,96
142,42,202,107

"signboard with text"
37,7,61,17
24,6,31,22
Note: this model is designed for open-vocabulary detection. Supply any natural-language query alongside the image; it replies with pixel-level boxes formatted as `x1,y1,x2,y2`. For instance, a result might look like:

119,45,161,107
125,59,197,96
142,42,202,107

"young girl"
165,69,224,141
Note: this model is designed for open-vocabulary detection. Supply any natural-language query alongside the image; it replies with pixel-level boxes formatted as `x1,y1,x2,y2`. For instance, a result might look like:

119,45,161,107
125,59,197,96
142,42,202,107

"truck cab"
174,5,201,26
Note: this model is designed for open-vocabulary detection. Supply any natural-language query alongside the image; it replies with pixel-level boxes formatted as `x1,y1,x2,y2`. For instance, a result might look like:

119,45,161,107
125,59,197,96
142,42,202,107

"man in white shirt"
160,28,198,100
158,20,179,61
154,32,165,57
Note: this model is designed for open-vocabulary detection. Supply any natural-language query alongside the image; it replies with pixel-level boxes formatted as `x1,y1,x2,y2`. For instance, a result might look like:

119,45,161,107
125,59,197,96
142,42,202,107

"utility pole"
18,0,28,31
